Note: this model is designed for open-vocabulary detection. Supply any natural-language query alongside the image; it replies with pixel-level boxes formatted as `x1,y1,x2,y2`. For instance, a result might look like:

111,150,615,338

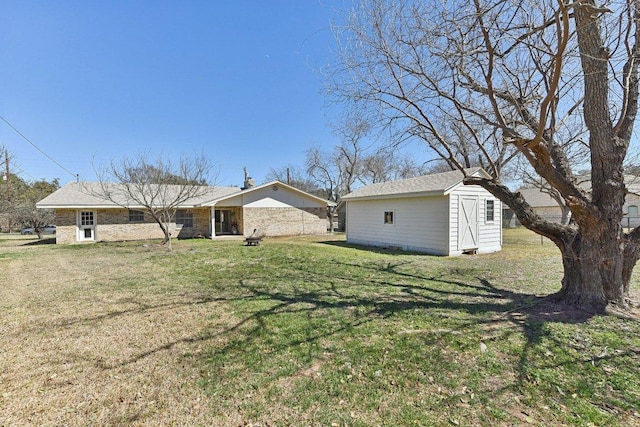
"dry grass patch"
1,230,640,426
0,240,237,426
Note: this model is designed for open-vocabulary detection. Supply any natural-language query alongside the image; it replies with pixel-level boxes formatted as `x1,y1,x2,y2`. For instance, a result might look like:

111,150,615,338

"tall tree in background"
0,149,34,232
330,0,640,311
14,178,59,238
306,111,425,201
361,147,427,183
92,153,214,251
264,165,325,197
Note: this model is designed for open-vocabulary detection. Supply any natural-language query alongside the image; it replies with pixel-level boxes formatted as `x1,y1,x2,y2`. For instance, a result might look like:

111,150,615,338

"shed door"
458,196,479,250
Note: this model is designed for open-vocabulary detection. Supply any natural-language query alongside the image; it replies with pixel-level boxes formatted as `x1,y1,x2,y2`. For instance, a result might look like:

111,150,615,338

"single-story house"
502,187,565,227
341,168,502,256
36,180,333,244
504,175,640,227
335,200,346,232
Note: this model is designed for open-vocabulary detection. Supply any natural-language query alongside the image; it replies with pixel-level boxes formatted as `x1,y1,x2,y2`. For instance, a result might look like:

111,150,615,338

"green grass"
2,229,639,426
162,231,640,426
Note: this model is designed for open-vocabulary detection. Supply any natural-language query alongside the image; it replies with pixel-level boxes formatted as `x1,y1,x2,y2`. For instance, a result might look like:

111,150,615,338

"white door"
458,196,478,250
78,210,96,241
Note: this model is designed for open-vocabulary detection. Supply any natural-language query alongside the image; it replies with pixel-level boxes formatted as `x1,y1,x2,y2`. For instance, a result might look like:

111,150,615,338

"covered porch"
212,207,243,237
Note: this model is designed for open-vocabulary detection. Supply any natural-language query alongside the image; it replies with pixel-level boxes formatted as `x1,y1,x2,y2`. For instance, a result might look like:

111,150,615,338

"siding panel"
347,183,501,256
347,196,450,255
450,186,502,254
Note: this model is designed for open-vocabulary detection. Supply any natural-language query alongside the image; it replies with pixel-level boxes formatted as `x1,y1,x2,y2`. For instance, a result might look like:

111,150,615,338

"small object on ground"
244,228,263,246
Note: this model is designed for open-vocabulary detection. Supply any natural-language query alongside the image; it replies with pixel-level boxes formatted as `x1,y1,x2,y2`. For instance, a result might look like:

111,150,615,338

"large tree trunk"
468,177,635,312
554,228,630,311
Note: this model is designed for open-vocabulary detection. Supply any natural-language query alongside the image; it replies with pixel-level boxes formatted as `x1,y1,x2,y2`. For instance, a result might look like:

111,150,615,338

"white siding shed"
342,168,502,256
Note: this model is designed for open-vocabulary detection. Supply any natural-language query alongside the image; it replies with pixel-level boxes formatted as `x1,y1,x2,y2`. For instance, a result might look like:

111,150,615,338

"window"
176,209,193,228
628,205,639,227
128,209,145,222
486,200,495,222
384,211,394,225
81,211,94,226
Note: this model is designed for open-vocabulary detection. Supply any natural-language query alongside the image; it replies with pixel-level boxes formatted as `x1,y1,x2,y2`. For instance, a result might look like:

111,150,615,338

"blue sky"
0,0,373,187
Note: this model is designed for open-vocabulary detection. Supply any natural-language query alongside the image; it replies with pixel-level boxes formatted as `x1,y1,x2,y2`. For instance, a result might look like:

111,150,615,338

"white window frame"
77,210,96,242
485,199,495,223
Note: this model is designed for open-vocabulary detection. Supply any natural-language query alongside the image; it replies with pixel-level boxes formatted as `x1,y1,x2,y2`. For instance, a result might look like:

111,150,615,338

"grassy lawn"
1,229,639,426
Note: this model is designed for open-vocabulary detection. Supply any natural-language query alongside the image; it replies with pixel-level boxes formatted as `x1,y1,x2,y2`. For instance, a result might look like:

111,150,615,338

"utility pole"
3,148,12,232
5,148,11,204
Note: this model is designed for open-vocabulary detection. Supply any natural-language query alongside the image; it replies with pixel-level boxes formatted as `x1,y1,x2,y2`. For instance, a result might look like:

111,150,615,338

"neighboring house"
335,200,346,232
616,175,640,228
36,181,333,244
341,168,502,256
502,187,564,227
504,175,640,228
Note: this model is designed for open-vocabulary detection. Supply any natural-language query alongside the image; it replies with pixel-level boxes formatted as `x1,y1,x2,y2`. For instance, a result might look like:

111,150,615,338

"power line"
0,115,77,179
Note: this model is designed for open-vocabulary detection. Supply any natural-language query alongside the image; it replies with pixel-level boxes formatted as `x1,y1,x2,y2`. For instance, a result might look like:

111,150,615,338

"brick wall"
53,207,211,243
54,209,78,244
243,207,327,237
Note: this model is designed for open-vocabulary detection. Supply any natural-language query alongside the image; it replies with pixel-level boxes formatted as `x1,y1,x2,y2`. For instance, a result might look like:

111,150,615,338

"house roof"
36,182,241,209
37,180,334,209
199,180,336,206
341,168,491,201
514,187,558,208
514,174,640,208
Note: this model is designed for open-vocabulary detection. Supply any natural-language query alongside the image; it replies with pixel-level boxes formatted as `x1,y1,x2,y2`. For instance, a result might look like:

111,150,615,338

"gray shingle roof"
200,180,336,206
515,174,640,208
515,187,558,208
37,182,241,208
341,168,488,200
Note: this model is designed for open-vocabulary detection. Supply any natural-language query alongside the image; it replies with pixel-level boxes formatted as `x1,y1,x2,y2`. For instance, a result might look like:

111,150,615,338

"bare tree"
361,148,426,183
14,179,59,238
330,0,640,311
307,108,425,200
305,146,343,202
92,153,214,251
264,165,324,196
305,111,371,202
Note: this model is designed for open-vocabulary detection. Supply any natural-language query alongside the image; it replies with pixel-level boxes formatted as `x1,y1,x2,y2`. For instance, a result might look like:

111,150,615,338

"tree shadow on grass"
22,237,56,245
51,251,638,422
84,259,604,372
198,261,640,416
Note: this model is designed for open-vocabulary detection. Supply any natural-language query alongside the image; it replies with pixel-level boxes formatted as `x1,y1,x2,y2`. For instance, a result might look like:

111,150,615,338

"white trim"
200,181,334,207
485,199,496,223
458,196,479,250
77,210,96,242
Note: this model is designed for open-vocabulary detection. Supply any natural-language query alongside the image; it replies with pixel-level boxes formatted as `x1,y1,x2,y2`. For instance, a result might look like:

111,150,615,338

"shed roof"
341,168,490,201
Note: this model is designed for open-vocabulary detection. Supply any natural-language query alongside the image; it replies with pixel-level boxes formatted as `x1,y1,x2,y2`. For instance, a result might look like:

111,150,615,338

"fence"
503,212,640,230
